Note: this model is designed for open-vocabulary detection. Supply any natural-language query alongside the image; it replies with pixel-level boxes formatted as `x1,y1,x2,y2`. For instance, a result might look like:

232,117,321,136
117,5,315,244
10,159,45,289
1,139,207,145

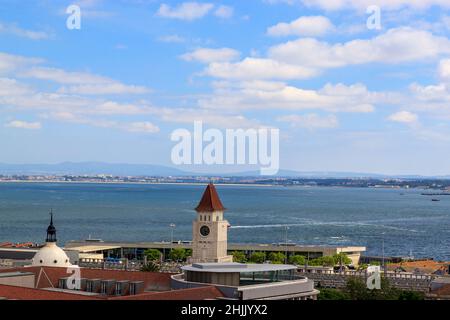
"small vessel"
85,234,104,242
431,199,440,202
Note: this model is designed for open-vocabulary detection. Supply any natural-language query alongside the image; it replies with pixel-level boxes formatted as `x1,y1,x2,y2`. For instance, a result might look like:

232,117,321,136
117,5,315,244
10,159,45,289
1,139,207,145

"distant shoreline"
0,180,427,190
0,180,277,187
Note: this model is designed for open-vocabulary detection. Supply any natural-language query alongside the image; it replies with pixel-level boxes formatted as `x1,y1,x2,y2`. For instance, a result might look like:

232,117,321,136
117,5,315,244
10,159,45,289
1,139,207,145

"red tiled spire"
195,183,226,212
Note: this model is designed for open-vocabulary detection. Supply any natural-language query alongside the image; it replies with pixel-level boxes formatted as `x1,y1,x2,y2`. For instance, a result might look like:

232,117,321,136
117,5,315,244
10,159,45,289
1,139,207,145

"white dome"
32,242,72,267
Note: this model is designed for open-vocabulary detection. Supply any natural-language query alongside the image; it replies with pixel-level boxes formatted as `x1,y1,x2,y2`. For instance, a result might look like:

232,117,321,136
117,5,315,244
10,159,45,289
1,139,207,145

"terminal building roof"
182,262,297,273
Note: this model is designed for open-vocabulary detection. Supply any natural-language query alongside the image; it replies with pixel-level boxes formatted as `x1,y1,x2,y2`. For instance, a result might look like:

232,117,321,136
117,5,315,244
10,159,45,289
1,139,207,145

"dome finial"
46,209,57,243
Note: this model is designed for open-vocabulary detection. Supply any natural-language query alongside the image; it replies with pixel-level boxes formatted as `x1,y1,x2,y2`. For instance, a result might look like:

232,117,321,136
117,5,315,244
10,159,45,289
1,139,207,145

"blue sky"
1,0,450,175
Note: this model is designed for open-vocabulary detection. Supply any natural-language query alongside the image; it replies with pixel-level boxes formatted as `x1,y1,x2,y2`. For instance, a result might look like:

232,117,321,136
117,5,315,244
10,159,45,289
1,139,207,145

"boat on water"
85,234,104,242
431,199,441,202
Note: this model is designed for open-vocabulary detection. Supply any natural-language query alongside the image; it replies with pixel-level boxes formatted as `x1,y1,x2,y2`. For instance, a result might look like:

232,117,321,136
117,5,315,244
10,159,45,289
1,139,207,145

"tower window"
54,260,58,264
200,216,202,221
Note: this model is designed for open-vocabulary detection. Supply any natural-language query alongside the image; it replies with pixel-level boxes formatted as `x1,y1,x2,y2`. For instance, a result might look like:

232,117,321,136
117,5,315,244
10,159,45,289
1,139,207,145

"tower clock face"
200,225,210,237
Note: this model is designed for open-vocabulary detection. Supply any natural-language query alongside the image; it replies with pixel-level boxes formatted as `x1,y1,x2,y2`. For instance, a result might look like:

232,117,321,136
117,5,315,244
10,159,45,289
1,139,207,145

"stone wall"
299,271,433,292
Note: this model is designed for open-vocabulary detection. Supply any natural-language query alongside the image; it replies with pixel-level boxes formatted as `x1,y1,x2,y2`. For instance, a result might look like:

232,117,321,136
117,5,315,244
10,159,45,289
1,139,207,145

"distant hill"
0,162,190,176
221,170,390,178
0,162,448,179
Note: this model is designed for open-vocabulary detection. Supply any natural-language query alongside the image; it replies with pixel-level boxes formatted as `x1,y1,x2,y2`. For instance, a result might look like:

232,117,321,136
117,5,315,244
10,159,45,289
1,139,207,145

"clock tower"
191,183,233,263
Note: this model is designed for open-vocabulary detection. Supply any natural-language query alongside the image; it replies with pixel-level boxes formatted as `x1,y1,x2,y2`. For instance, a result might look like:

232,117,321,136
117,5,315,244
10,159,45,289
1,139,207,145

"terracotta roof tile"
0,284,100,300
195,183,225,212
0,266,173,291
0,267,224,300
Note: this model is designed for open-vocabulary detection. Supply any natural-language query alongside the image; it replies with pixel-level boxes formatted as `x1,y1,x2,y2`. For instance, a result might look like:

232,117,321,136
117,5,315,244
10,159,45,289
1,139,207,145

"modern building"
66,241,366,266
172,262,319,300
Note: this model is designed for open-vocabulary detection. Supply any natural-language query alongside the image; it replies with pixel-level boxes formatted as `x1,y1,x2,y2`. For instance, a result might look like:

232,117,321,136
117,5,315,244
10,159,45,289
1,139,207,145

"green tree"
144,249,162,262
333,253,352,265
308,258,323,266
344,277,371,300
268,252,286,264
168,248,187,261
398,291,425,300
249,252,266,263
140,261,160,272
289,255,306,265
318,288,350,300
321,256,336,266
232,251,247,263
343,277,425,300
357,263,369,271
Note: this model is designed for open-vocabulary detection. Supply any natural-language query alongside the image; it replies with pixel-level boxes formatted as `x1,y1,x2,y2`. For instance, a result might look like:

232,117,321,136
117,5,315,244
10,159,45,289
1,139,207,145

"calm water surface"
0,183,449,260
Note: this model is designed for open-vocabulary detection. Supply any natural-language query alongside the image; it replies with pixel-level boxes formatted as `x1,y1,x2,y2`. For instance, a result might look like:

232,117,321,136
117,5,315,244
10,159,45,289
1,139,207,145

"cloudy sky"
1,0,450,175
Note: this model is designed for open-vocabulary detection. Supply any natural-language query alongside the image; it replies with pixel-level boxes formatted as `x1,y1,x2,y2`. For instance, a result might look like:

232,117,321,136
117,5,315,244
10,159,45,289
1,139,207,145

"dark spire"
46,209,57,243
195,183,226,212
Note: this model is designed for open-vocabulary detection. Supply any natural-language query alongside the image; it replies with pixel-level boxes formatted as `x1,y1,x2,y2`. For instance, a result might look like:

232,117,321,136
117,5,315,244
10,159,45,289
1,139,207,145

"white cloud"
44,112,160,134
278,113,339,129
21,67,150,95
0,53,160,133
439,59,450,80
21,67,111,84
0,22,50,40
405,60,450,120
0,78,32,96
264,0,296,4
267,16,334,37
158,34,186,43
199,81,384,113
92,101,152,115
157,2,214,21
1,90,152,116
192,28,450,83
301,0,450,11
269,28,450,70
123,121,160,133
156,108,262,129
205,58,318,80
58,83,150,95
214,5,234,19
0,52,42,75
181,48,240,63
406,82,450,119
5,120,41,130
388,111,418,123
